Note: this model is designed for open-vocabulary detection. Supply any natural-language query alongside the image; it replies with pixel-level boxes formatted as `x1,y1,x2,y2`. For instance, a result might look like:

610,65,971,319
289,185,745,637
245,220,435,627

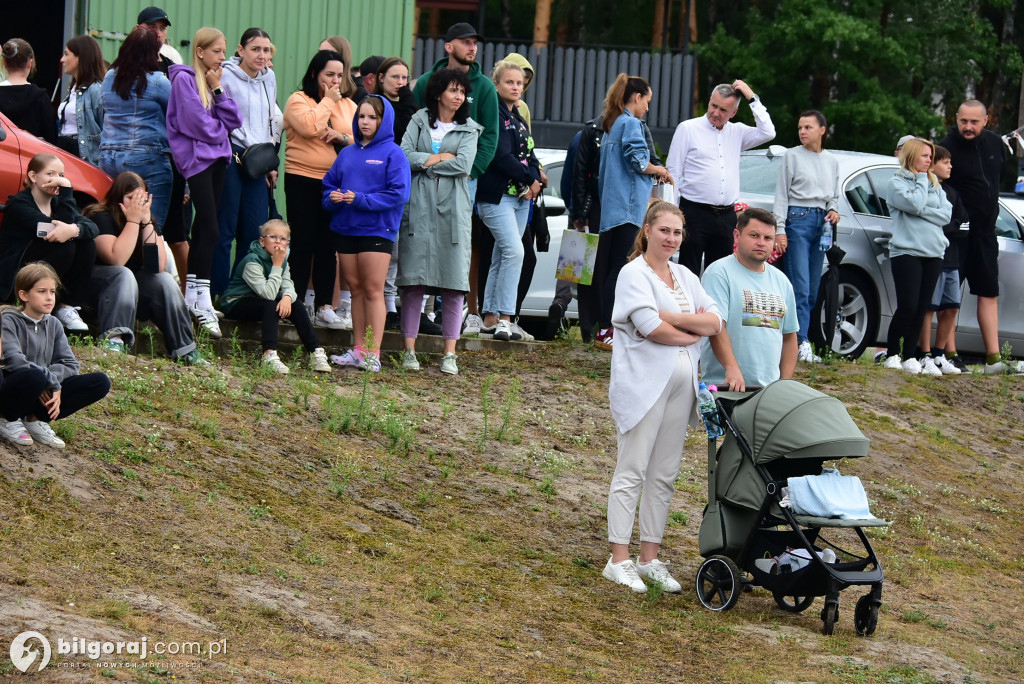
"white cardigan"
609,257,722,433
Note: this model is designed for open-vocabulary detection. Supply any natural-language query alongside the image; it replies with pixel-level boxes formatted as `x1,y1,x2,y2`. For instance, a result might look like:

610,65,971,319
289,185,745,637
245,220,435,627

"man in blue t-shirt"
700,208,798,391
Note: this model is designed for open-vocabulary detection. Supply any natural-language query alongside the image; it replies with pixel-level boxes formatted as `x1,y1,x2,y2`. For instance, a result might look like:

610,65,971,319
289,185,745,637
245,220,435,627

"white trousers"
607,352,695,545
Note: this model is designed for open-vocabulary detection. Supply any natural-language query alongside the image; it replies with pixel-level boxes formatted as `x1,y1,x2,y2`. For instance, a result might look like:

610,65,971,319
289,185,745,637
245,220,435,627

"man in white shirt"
667,80,775,275
701,208,798,391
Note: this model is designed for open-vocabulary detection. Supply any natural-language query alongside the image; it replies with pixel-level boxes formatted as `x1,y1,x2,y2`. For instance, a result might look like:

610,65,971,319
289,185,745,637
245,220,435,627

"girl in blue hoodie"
322,95,410,372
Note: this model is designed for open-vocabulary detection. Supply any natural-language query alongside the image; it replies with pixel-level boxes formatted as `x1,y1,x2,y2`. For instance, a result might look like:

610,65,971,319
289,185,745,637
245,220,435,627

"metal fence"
413,37,695,151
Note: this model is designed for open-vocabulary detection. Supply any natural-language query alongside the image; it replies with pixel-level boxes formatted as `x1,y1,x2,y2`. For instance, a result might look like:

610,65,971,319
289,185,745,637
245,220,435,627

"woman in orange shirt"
283,49,356,329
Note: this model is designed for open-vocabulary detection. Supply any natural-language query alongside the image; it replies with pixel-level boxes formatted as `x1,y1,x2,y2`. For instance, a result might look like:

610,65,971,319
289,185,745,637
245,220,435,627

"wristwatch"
747,94,758,104
212,86,224,96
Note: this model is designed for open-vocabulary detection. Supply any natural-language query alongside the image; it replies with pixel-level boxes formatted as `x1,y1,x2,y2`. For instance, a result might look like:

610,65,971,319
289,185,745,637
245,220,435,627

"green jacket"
220,240,298,313
413,58,498,179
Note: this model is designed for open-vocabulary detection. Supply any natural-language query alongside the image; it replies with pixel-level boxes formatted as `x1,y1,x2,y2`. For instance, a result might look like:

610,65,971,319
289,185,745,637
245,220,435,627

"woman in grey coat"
397,68,482,376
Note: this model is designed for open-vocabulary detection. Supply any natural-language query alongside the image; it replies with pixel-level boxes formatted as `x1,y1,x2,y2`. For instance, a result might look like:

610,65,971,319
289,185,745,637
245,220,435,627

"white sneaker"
920,356,942,376
402,349,421,371
334,301,353,330
510,319,534,342
901,357,922,374
55,305,88,331
985,359,1024,374
933,356,962,375
797,340,821,363
0,419,33,447
262,350,290,374
493,319,513,341
22,420,65,449
883,354,903,370
602,556,647,593
190,304,223,339
310,347,331,372
440,352,458,375
463,314,484,336
315,306,346,330
636,558,683,593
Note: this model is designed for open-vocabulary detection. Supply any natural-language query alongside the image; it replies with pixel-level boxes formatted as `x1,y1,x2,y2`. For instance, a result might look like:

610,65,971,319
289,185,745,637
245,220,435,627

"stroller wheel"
773,592,814,613
821,602,839,635
854,594,879,636
695,555,742,612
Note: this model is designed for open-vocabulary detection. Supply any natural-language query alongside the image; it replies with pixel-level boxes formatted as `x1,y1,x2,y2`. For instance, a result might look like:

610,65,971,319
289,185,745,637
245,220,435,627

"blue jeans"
478,195,529,317
98,150,172,232
782,207,826,344
213,154,269,294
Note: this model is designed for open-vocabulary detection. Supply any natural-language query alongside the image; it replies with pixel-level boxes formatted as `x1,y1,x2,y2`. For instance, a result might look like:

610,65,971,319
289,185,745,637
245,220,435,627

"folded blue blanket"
787,469,875,520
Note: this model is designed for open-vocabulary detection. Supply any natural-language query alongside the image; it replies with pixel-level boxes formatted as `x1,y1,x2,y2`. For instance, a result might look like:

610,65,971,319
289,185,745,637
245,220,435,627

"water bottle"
697,382,724,439
820,220,833,251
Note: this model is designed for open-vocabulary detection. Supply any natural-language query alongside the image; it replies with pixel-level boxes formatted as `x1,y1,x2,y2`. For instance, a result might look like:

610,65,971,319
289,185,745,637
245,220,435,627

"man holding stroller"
701,208,798,391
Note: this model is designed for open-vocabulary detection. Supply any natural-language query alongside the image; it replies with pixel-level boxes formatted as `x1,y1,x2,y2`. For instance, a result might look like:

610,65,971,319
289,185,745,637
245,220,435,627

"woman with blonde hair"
475,60,542,341
881,137,951,373
166,27,242,338
594,73,673,351
603,199,721,593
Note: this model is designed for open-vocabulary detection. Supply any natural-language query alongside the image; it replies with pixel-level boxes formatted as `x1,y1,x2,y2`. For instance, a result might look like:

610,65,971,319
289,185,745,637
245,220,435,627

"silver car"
740,147,1024,359
519,149,579,326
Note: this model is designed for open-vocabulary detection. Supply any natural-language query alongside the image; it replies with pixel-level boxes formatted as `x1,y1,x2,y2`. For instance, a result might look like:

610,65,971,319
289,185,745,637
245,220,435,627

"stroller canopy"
728,380,870,463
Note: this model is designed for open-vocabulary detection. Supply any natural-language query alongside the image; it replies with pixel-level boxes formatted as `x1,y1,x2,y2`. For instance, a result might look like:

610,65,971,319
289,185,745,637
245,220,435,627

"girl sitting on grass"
0,263,111,449
219,219,331,375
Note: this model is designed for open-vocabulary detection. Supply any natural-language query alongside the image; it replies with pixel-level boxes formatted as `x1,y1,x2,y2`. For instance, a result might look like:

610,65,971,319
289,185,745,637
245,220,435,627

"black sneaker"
546,301,565,340
948,355,968,373
385,311,401,331
419,312,442,336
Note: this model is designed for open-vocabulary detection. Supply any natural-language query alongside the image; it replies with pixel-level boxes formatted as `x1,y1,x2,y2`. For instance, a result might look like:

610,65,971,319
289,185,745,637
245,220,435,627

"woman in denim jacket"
56,35,105,165
594,74,673,351
98,28,172,232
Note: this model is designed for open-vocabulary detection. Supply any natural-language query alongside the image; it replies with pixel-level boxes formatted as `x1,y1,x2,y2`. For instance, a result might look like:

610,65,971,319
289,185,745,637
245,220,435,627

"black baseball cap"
445,22,483,42
137,6,171,26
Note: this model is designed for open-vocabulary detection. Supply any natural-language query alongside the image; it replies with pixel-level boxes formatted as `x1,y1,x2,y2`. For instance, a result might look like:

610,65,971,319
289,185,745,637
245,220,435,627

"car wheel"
811,268,879,360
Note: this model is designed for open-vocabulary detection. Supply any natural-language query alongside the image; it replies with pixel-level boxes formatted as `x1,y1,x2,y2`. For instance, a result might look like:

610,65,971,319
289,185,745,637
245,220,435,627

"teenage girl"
323,96,411,372
167,27,243,338
0,154,98,333
215,27,277,296
0,263,111,449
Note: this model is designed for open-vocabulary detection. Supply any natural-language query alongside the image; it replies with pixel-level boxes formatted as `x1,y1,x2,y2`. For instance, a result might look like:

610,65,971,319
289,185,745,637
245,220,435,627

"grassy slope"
0,339,1021,683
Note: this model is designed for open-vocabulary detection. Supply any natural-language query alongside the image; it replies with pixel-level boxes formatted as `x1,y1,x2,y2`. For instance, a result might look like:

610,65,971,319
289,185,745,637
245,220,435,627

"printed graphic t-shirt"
699,254,798,388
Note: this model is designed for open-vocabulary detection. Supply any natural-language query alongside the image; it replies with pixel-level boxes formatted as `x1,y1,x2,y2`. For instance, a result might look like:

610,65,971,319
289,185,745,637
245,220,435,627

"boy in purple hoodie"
323,95,411,372
166,27,242,339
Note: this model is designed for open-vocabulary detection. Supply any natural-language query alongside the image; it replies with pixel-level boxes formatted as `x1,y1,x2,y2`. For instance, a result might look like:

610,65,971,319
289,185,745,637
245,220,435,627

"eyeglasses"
263,235,290,243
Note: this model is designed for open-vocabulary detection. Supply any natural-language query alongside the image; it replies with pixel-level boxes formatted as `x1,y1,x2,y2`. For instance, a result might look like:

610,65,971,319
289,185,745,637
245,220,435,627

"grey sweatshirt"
773,145,841,233
1,309,80,392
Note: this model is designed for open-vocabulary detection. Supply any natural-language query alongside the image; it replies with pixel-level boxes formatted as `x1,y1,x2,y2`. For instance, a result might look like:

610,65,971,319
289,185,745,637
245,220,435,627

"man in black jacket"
938,100,1015,373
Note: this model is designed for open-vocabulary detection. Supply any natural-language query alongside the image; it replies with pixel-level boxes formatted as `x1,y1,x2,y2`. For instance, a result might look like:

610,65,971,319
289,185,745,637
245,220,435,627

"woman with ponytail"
166,27,242,338
595,74,673,351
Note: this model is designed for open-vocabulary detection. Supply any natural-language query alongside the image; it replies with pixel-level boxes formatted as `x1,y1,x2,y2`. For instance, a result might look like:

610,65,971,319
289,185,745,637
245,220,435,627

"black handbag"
236,143,278,180
234,81,279,179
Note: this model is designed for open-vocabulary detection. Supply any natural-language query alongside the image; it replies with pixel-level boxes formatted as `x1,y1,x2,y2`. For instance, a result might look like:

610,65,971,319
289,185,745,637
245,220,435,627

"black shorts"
335,234,395,255
963,228,999,297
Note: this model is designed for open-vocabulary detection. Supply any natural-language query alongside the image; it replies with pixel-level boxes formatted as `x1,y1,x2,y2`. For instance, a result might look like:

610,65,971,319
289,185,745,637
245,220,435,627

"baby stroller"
695,380,887,635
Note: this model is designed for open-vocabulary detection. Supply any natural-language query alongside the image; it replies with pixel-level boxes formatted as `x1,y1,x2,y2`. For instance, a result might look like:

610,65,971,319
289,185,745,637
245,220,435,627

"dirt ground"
0,342,1021,682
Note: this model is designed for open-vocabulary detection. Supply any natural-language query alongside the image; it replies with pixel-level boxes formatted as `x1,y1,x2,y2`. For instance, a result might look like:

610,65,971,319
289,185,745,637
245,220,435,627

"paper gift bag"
555,229,599,285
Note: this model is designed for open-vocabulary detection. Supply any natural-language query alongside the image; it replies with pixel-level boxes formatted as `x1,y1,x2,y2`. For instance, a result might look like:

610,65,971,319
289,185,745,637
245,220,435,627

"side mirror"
542,195,566,216
0,120,6,142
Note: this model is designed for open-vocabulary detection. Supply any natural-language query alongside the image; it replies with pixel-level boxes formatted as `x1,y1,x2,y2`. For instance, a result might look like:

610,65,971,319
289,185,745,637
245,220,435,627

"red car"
0,111,112,209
